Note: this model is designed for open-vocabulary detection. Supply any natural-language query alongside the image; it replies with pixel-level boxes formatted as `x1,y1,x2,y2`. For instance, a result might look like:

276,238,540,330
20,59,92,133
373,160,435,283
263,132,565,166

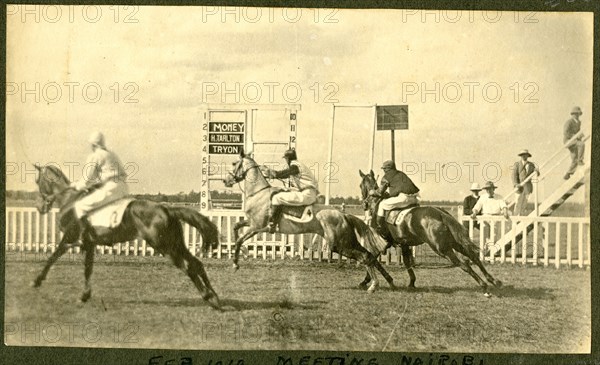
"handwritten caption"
147,354,484,365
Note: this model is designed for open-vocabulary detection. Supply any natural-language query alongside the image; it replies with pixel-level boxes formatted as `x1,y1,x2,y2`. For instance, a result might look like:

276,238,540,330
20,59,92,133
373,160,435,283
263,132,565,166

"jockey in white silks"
69,131,129,242
261,149,319,233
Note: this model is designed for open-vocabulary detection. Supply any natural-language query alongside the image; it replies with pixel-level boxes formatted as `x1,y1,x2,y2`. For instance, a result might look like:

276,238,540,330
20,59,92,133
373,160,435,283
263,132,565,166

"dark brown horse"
359,169,502,296
223,151,397,292
32,165,221,308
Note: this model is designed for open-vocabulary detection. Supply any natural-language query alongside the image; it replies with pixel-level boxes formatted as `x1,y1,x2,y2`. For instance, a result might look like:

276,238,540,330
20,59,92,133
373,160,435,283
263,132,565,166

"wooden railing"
459,214,590,268
504,131,590,216
6,207,589,268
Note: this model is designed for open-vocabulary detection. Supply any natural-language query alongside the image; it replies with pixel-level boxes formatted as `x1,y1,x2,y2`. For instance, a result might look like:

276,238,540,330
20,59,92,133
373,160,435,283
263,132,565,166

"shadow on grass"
345,284,556,299
219,298,328,311
491,285,556,300
119,297,329,311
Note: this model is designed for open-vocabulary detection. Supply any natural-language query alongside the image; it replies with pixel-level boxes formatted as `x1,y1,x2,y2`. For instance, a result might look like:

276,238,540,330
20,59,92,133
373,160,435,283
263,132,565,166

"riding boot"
77,216,98,244
375,215,393,243
267,205,283,234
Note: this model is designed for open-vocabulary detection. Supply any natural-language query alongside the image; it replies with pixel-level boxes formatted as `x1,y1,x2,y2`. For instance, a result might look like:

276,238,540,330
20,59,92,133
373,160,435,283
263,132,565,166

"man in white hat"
471,181,509,219
512,149,539,216
471,181,509,247
69,131,129,242
462,182,482,230
563,106,585,179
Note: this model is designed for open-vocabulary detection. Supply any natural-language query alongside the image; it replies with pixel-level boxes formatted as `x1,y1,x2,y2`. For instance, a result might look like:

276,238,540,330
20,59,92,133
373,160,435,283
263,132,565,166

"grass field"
4,255,590,353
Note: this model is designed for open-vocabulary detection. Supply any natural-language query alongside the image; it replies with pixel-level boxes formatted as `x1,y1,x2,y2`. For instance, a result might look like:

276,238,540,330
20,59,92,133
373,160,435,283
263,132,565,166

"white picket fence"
460,215,591,268
4,207,347,262
5,207,591,268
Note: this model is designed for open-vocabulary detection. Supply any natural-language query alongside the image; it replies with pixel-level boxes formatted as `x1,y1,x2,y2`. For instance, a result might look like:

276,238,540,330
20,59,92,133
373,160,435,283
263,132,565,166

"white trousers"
74,181,129,218
377,193,420,216
271,188,317,206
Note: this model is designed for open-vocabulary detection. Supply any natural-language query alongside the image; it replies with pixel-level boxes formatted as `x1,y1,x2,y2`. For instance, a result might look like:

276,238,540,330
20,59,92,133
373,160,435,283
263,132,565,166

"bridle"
36,167,75,213
228,160,262,183
360,175,380,214
227,157,270,197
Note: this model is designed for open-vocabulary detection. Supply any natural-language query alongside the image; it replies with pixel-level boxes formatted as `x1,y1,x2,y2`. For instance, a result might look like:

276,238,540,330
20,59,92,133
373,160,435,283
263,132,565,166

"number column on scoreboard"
289,110,297,150
200,112,210,213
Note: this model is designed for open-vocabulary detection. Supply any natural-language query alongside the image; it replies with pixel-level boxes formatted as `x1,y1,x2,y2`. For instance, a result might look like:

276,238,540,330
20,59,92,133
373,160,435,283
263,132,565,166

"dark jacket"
564,117,582,144
463,195,479,215
377,169,419,197
512,161,537,194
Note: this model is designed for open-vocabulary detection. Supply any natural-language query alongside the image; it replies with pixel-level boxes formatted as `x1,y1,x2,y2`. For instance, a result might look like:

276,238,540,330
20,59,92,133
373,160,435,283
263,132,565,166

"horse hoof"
232,263,239,271
31,280,42,288
494,280,503,288
367,285,378,294
407,284,416,291
358,283,368,290
205,294,221,310
484,292,492,298
80,291,92,303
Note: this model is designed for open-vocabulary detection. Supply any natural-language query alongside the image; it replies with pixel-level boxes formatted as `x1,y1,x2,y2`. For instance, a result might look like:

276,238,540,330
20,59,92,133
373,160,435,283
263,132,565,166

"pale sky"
6,7,594,203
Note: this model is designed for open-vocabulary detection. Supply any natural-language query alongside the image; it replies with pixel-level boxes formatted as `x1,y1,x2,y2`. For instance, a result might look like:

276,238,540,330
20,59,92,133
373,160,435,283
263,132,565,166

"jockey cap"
381,160,396,170
88,131,106,148
282,149,297,161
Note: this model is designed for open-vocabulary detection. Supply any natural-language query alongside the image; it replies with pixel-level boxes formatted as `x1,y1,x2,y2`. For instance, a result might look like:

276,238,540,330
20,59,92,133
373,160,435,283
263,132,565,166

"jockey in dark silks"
369,160,420,238
261,149,319,233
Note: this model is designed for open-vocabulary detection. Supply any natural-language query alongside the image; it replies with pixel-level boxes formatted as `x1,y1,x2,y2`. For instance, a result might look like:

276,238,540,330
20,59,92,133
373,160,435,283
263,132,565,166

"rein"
246,185,270,198
41,186,73,205
241,164,261,178
231,163,271,198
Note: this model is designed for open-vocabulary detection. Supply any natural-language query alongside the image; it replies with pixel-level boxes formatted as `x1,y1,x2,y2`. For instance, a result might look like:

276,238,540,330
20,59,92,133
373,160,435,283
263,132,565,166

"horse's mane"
241,155,270,183
41,165,70,185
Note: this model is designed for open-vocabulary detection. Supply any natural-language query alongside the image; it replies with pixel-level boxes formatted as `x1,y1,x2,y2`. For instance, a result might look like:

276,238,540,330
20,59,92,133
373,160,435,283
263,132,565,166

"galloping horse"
359,169,502,295
32,165,221,308
222,151,397,293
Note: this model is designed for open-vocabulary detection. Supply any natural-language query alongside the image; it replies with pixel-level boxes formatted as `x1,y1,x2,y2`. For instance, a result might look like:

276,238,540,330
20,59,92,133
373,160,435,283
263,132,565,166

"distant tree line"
0,190,543,207
5,190,586,216
6,190,38,201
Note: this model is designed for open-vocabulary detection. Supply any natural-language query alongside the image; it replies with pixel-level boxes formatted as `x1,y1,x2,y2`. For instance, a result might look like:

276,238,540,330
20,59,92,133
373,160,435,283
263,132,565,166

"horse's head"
34,164,70,214
359,169,379,215
222,149,259,187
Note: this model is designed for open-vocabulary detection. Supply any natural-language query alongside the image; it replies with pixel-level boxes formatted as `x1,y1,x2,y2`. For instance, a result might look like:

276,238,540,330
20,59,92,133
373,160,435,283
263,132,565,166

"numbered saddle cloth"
282,205,315,223
385,205,418,225
87,198,135,228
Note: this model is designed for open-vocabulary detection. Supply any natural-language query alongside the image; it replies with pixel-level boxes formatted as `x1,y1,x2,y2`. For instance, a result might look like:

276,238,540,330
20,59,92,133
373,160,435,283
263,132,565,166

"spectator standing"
563,106,585,179
512,149,539,216
463,183,482,230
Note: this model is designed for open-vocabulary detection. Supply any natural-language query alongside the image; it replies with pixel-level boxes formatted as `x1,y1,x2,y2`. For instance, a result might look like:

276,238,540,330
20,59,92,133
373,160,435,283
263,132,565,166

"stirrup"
267,222,277,234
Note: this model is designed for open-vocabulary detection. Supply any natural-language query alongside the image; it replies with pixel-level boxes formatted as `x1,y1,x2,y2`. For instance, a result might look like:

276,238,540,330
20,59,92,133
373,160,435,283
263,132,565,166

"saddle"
270,189,315,223
86,198,135,229
384,203,419,225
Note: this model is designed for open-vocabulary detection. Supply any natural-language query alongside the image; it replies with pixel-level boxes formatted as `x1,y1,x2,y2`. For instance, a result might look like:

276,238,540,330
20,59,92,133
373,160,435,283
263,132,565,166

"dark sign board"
376,105,408,130
209,122,245,133
208,121,245,155
209,133,244,144
209,144,244,155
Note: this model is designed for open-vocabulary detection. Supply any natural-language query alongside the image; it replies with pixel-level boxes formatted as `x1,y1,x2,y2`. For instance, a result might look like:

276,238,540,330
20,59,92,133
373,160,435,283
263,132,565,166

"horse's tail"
344,214,388,256
166,206,220,253
438,208,480,257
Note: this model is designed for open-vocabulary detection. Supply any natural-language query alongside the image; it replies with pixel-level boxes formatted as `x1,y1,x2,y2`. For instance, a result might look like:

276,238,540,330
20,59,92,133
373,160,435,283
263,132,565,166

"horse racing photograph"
4,4,595,364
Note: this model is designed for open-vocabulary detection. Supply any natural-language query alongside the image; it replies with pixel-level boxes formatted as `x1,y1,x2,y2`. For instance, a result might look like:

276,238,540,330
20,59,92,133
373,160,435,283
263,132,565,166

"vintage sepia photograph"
4,3,594,362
